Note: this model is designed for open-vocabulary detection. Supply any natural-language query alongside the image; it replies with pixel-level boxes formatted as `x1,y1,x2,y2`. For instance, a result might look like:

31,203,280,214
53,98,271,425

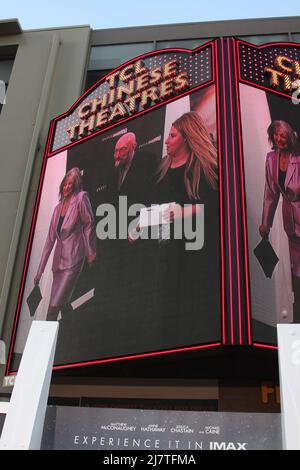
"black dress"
153,164,221,345
278,168,287,194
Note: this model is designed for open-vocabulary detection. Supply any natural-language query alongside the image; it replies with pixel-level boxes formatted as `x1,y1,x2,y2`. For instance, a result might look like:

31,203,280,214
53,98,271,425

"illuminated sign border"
6,41,227,374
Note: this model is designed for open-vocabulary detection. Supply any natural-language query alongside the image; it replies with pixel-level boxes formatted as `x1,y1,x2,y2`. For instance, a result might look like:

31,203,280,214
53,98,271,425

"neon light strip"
52,342,222,371
234,39,299,346
48,82,214,159
233,38,253,345
215,40,226,345
57,44,214,118
221,38,234,344
238,78,300,103
236,39,300,103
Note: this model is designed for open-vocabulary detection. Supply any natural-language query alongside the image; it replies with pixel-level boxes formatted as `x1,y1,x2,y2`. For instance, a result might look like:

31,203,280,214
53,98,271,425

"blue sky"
1,0,300,30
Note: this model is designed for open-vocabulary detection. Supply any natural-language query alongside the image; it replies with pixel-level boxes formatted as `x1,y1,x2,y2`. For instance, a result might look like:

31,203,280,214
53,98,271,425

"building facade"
1,16,300,413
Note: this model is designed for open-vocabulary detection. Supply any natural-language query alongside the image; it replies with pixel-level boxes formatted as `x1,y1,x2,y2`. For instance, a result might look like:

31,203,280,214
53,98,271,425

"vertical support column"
277,324,300,450
0,321,58,450
217,38,251,345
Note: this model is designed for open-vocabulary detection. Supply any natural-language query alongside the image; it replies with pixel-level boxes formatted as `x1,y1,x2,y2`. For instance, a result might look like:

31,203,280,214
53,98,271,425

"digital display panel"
7,43,223,372
236,40,300,345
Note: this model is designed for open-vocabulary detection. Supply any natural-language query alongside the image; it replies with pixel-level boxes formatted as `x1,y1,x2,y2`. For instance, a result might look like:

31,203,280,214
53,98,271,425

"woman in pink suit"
34,167,97,321
259,120,300,322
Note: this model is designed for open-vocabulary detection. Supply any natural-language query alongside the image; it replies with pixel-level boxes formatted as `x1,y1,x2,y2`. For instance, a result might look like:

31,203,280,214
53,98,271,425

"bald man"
114,132,137,191
112,132,157,207
94,130,158,306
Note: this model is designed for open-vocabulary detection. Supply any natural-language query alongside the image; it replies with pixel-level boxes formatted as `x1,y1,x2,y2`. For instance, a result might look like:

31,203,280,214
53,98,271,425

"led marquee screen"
236,40,300,345
8,38,299,374
7,43,224,372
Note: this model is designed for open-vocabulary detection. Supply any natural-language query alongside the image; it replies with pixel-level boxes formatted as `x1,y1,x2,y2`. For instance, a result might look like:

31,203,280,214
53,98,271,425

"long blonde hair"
157,111,218,200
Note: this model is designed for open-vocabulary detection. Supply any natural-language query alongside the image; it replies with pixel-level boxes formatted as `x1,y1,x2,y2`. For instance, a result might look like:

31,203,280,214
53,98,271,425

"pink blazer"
262,151,300,237
36,191,96,277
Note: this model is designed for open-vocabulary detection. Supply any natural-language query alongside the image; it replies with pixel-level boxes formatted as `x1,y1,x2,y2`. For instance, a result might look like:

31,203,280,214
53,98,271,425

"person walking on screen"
34,167,96,321
259,120,300,323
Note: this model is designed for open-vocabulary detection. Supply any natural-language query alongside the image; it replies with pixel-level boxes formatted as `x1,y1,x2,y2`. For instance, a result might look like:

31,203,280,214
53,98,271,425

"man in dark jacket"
114,132,157,207
95,132,159,325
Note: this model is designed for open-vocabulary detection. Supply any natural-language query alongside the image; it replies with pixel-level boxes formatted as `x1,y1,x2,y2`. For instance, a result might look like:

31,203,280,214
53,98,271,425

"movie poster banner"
7,44,223,372
41,407,281,450
237,40,300,344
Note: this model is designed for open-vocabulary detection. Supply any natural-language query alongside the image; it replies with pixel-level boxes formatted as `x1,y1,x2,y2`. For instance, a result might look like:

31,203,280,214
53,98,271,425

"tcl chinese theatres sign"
51,45,213,153
67,59,189,141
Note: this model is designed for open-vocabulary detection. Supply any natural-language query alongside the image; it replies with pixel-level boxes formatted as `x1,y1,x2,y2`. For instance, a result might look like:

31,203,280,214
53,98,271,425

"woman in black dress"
155,111,220,344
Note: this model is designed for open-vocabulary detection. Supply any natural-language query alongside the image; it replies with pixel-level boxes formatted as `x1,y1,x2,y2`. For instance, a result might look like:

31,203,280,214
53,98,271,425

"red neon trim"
215,40,226,345
7,343,222,375
253,343,278,351
221,38,234,344
52,342,222,371
227,41,243,345
236,39,300,103
6,43,224,375
233,39,253,345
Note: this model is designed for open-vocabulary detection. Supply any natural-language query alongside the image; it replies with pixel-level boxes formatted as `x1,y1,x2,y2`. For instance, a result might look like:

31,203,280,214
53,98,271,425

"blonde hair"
59,167,83,201
158,111,218,200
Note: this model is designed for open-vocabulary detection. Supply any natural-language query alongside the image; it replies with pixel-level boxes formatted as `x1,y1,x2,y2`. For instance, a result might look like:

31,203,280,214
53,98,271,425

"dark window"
0,47,17,114
84,43,153,91
238,34,290,45
85,69,112,92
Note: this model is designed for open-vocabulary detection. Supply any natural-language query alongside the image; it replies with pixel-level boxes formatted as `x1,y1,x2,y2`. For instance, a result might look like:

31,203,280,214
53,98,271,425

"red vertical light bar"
221,38,234,344
227,40,243,344
232,39,253,345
